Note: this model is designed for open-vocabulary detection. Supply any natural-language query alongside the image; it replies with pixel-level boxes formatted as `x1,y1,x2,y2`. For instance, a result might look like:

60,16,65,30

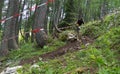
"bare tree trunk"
100,0,108,19
48,0,62,38
31,14,35,43
44,5,49,34
33,0,48,47
18,0,26,43
0,3,9,56
0,0,10,56
8,0,19,50
15,0,23,44
0,28,9,56
0,0,4,30
84,0,91,22
53,1,62,33
0,0,19,56
76,0,83,20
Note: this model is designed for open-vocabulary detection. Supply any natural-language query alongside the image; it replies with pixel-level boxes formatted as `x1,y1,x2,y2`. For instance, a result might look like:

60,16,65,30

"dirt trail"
19,36,93,65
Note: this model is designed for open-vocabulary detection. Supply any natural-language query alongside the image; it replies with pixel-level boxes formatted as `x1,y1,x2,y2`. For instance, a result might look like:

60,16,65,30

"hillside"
0,11,120,74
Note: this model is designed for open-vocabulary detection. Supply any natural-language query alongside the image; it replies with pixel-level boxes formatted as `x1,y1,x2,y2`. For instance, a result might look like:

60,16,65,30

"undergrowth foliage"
81,21,103,39
7,39,65,61
96,27,120,49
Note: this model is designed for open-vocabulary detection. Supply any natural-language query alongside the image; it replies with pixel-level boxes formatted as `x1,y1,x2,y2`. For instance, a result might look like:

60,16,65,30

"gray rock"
0,66,22,74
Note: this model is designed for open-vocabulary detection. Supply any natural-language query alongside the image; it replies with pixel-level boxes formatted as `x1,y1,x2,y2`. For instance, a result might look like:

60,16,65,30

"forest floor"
0,36,94,74
19,36,93,65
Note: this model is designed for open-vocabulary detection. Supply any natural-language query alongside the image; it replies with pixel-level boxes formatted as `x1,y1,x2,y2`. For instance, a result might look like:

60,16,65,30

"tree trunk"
0,0,19,56
53,0,62,33
100,0,108,19
0,0,4,31
84,0,91,22
33,0,48,47
18,0,26,43
8,0,19,50
49,0,62,34
15,0,23,44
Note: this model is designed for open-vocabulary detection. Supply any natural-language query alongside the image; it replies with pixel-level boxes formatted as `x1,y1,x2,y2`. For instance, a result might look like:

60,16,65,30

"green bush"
95,26,120,49
81,12,120,39
81,21,103,39
103,12,120,28
58,31,68,41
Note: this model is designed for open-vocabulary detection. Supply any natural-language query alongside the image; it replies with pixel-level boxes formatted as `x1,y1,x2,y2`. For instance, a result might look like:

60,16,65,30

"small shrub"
58,30,75,41
81,21,103,39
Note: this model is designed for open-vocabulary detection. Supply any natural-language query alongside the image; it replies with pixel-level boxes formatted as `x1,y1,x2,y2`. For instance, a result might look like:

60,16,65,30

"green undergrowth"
81,20,103,39
95,26,120,50
7,39,65,61
17,45,120,74
81,11,120,39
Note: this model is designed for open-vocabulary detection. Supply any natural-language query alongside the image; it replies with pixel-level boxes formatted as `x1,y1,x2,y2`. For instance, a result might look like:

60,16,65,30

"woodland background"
0,0,120,74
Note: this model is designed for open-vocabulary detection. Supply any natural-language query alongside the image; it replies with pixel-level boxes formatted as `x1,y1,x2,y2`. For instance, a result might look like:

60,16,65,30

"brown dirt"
19,36,93,65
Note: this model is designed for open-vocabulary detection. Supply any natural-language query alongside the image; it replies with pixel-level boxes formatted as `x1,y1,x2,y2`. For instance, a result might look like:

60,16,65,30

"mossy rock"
58,30,76,41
